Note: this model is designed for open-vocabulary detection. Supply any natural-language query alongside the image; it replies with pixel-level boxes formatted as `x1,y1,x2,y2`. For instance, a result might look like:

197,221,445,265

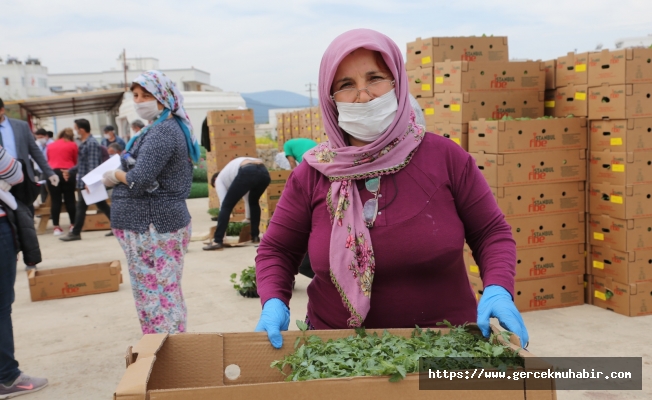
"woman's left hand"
102,170,122,188
477,285,529,348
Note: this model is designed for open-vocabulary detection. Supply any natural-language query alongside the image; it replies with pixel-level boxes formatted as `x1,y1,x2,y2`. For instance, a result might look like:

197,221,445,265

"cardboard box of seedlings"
114,324,554,399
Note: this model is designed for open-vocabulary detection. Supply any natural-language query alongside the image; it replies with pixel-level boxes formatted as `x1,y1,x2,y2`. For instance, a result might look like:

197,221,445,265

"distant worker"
46,128,79,236
130,119,145,140
101,125,126,151
59,119,112,241
107,143,122,156
284,138,317,169
203,157,271,251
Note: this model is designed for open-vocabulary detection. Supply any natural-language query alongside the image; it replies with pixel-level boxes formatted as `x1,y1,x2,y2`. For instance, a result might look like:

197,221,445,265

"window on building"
2,78,8,86
38,78,47,88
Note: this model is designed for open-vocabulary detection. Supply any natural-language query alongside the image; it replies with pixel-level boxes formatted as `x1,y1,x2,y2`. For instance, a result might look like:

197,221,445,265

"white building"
615,35,652,49
48,55,221,93
0,57,51,101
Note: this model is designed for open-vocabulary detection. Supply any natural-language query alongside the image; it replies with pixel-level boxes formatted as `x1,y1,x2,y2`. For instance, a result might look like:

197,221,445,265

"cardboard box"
589,182,652,219
209,124,256,139
590,118,652,152
269,170,291,185
28,261,122,302
434,61,545,93
472,149,587,187
494,181,586,219
215,150,258,170
509,212,585,250
544,59,556,90
589,214,652,252
588,48,652,86
207,109,254,126
556,52,589,88
469,274,584,312
584,274,593,305
547,84,589,117
114,324,548,400
406,37,437,70
416,97,436,125
588,84,652,120
431,122,468,150
433,90,544,124
544,89,555,117
466,243,585,281
589,150,652,186
468,117,588,153
592,275,652,317
82,212,110,231
407,67,434,98
211,137,256,152
590,245,652,284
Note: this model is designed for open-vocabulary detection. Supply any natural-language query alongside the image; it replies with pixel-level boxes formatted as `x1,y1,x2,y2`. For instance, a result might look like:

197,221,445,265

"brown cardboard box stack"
583,48,652,317
407,36,549,151
276,106,325,152
466,117,588,312
259,170,291,234
206,109,257,221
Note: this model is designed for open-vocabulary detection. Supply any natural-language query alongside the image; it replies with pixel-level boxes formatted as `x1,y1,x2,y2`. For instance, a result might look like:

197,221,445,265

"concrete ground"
9,198,651,399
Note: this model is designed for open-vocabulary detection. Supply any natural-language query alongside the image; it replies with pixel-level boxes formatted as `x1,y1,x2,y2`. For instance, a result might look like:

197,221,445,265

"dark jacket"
2,201,41,263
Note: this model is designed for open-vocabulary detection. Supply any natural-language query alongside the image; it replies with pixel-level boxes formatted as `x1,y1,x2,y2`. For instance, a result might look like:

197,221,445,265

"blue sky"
2,0,651,95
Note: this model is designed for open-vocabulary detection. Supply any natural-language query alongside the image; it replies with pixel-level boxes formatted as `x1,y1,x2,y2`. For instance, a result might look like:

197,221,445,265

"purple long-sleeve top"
256,133,516,329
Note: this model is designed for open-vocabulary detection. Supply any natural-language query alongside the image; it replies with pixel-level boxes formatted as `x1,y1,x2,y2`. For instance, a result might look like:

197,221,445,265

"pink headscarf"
303,29,425,327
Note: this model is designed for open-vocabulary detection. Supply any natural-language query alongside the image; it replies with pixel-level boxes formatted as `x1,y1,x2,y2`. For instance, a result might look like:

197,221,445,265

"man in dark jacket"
0,145,49,397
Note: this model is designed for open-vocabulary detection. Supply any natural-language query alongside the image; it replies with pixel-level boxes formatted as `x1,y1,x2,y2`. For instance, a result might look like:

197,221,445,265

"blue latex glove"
477,285,529,348
254,298,290,349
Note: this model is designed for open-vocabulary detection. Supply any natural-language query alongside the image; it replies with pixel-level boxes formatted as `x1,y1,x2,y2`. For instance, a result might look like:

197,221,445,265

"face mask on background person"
135,100,162,121
37,138,47,146
104,134,111,140
336,89,398,143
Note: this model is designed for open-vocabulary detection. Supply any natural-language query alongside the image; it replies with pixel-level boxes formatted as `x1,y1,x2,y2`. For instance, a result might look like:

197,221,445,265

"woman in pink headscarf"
255,29,528,349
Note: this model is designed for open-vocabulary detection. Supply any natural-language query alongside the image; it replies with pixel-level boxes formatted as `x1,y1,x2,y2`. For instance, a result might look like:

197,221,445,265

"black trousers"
72,190,111,235
214,163,270,243
47,169,77,226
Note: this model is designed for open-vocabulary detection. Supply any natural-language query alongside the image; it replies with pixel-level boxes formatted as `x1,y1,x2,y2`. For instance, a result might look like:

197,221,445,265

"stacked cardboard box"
406,37,552,151
206,109,257,221
584,48,652,316
466,117,588,312
259,170,291,234
276,107,325,152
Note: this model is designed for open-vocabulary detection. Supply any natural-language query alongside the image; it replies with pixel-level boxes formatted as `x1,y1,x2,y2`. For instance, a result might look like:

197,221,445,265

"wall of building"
0,63,51,101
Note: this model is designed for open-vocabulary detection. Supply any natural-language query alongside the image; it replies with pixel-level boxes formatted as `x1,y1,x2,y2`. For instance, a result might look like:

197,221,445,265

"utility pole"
123,49,128,91
306,83,316,107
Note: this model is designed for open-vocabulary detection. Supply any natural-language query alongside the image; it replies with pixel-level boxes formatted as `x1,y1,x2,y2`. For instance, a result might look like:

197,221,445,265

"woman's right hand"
254,298,290,349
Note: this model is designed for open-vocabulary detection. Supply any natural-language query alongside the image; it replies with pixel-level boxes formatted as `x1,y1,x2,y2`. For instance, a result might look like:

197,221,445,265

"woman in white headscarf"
102,70,200,334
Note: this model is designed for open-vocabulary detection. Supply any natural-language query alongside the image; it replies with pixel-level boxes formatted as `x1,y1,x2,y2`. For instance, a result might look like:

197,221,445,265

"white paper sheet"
0,190,17,210
80,181,109,205
81,154,121,186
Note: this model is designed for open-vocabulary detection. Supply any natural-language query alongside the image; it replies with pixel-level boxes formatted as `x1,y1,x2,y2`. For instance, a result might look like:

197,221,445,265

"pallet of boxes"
407,35,516,149
276,106,325,153
409,36,587,311
205,109,257,222
581,47,652,317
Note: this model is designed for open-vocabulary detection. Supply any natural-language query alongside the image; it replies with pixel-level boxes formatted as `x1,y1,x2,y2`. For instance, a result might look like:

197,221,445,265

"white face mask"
37,138,47,146
104,134,112,140
135,100,161,121
336,89,398,143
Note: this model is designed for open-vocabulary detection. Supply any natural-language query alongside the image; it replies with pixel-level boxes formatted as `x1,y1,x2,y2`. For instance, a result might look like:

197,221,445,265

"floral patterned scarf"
126,70,201,163
303,29,425,327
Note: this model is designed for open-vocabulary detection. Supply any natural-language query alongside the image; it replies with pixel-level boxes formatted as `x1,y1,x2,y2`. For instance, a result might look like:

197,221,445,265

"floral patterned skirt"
114,223,191,334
